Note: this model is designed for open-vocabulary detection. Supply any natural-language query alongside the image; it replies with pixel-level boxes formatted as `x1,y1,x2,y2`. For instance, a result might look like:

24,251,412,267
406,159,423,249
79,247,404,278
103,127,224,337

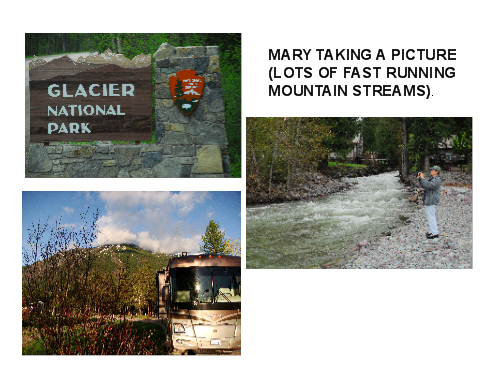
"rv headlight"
173,323,185,333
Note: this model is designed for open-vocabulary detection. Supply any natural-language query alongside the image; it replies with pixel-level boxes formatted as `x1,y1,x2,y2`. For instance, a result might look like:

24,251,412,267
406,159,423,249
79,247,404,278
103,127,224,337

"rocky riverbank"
327,171,473,269
246,165,396,205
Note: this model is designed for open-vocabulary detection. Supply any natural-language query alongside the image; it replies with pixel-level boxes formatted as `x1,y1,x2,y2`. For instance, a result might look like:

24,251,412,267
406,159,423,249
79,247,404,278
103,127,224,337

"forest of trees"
247,117,472,190
25,33,241,177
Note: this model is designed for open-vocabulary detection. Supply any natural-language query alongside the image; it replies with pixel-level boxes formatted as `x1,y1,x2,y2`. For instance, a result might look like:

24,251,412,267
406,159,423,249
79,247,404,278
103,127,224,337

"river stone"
357,240,369,248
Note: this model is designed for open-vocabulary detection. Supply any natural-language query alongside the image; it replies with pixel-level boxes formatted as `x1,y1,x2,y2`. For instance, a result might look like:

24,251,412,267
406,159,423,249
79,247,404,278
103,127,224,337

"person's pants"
425,205,438,235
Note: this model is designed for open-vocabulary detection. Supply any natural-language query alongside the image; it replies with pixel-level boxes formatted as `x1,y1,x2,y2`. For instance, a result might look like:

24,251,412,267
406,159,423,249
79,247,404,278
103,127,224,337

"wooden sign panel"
169,69,204,115
30,51,152,143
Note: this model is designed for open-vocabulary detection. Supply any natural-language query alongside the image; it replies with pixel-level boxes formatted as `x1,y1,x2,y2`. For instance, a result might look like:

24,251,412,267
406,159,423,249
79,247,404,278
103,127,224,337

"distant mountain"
23,244,173,277
91,244,172,273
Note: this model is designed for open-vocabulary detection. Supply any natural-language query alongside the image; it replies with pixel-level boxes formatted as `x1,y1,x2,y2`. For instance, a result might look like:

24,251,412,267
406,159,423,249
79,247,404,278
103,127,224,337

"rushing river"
246,172,414,269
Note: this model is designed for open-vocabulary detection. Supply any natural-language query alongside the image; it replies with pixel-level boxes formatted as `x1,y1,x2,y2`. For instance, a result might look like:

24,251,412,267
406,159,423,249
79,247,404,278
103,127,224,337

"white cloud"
170,191,210,216
136,231,159,252
62,206,74,214
96,192,208,253
96,222,137,245
65,241,78,251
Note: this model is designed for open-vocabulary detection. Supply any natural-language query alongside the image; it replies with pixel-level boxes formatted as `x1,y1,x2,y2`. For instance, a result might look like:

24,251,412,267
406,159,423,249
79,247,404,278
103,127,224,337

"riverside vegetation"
247,161,398,205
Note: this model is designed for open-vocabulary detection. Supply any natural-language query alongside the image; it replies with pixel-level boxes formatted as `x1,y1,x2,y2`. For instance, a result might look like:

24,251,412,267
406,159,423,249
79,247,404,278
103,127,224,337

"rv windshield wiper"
198,289,210,301
217,289,231,303
193,289,210,306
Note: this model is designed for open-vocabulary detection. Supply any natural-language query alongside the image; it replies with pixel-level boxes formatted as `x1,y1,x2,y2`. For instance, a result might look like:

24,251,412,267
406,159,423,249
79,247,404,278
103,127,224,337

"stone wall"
26,43,231,178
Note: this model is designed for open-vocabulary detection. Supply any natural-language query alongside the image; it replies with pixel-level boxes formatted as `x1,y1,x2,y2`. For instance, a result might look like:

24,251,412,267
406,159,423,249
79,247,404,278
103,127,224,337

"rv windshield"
171,266,241,304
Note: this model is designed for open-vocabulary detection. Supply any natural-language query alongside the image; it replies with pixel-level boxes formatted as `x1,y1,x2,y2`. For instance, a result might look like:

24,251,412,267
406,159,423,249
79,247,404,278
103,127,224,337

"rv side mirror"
162,285,170,303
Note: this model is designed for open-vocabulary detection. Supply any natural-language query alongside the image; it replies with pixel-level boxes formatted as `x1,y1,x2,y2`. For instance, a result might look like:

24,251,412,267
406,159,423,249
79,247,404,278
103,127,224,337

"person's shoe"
426,232,431,237
426,233,439,239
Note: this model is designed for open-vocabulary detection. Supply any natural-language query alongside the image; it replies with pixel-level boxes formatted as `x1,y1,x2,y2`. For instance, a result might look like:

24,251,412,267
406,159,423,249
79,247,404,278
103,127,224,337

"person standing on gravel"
417,166,442,239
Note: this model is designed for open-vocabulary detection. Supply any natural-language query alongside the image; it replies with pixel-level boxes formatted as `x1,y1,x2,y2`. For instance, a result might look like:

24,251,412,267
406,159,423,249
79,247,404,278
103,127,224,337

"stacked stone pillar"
154,43,231,178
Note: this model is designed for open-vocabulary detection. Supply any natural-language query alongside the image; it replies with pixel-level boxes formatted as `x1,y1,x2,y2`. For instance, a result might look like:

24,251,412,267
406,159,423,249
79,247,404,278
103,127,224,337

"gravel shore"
327,171,473,269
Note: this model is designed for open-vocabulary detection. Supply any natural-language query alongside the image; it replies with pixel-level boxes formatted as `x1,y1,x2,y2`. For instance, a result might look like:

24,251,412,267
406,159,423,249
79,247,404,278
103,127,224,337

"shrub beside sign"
30,50,152,143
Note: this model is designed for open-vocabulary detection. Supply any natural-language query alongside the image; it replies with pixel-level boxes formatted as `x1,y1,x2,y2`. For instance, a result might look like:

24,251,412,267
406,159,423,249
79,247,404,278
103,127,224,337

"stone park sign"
29,50,152,143
26,43,231,178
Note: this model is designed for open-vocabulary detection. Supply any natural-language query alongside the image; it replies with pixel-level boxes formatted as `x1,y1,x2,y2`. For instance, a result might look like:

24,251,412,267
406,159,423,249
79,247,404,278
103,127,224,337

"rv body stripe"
171,311,240,323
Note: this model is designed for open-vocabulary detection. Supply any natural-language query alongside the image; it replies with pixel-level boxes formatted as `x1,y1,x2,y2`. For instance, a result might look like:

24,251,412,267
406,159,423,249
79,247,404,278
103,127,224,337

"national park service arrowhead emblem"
169,69,204,115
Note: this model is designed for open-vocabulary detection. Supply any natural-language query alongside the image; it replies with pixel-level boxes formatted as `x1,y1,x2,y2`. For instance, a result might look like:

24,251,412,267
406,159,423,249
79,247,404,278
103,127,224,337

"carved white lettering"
46,105,125,116
47,123,92,134
48,84,135,97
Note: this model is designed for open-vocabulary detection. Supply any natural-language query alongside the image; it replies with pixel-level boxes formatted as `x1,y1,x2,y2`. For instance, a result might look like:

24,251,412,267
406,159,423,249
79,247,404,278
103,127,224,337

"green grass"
328,162,367,169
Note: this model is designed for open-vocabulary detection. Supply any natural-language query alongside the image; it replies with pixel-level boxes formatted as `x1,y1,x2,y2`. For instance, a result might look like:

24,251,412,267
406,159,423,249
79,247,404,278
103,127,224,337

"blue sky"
22,191,241,257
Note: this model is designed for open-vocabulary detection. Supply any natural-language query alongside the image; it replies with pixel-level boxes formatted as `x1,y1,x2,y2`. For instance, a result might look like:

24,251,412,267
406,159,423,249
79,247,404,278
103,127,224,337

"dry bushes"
22,209,157,355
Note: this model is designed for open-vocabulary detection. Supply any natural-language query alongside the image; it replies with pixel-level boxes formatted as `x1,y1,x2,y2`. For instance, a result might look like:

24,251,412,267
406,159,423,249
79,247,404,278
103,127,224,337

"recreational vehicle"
156,253,241,353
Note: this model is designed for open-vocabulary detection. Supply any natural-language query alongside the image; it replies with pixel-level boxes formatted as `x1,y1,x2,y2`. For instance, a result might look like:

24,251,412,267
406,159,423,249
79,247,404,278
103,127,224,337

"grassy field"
328,162,368,169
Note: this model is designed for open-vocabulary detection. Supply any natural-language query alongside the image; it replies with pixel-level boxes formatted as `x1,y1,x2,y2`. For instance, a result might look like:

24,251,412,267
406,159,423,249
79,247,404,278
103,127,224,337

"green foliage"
451,125,472,156
220,44,241,177
375,118,402,159
321,118,359,158
247,117,329,189
131,264,157,313
223,237,241,256
406,118,451,166
359,117,379,154
200,220,227,254
265,165,288,183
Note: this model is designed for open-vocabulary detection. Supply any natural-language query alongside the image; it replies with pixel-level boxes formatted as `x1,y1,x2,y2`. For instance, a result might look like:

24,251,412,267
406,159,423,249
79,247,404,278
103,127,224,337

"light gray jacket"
419,175,441,206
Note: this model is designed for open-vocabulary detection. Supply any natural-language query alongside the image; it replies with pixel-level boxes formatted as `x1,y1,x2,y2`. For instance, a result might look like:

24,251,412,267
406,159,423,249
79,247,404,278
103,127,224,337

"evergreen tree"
451,118,472,167
200,220,226,254
174,78,184,99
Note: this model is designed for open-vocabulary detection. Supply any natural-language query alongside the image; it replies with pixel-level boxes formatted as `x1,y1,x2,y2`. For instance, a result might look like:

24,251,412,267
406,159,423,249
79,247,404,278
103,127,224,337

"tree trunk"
318,157,329,173
401,117,409,180
424,147,430,172
110,33,117,53
268,129,280,195
116,34,123,54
